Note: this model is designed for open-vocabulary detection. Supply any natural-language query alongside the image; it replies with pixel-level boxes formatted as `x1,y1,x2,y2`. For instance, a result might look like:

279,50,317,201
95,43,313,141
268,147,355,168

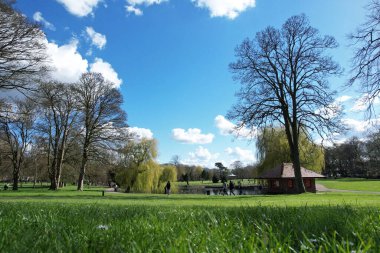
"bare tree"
228,14,342,193
74,72,127,191
0,1,47,92
36,81,78,190
0,98,36,190
349,0,380,115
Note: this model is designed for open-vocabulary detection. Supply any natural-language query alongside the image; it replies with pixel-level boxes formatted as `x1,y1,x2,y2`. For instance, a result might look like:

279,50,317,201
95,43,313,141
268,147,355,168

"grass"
0,183,380,252
317,178,380,192
0,200,379,252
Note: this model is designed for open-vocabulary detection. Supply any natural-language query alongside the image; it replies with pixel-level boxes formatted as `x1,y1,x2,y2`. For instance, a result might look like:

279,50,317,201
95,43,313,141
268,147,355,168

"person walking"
222,181,228,196
238,181,243,195
165,181,171,195
229,180,235,195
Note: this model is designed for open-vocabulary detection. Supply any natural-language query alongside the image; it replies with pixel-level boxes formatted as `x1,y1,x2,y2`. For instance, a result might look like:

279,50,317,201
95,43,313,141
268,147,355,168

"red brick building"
256,163,325,194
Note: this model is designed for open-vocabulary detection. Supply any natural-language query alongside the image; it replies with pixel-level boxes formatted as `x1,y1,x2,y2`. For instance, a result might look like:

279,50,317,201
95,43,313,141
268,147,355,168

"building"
256,163,325,194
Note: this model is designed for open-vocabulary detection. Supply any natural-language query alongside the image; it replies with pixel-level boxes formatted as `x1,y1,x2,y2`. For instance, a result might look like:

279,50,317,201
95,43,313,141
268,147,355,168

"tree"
74,72,127,191
256,128,325,175
228,14,342,193
36,81,78,190
324,137,366,178
117,138,161,192
0,98,37,190
365,130,380,177
349,0,380,114
171,154,185,181
215,162,228,182
0,1,47,92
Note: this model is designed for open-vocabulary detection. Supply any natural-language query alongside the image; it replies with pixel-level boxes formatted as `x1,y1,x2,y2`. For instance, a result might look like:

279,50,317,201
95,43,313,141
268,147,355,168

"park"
2,0,380,252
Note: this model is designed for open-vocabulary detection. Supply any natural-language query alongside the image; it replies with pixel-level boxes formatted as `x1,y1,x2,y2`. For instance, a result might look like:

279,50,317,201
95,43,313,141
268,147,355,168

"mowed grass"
317,178,380,192
1,186,380,252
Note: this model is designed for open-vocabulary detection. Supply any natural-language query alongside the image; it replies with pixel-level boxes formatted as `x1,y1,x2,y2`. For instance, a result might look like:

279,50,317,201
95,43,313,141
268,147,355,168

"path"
316,184,380,194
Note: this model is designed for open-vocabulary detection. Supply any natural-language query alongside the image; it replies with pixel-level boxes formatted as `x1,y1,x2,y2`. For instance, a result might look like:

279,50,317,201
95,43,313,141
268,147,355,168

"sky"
14,0,378,168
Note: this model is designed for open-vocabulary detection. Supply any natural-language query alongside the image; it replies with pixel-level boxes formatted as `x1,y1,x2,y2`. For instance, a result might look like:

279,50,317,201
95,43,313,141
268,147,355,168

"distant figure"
165,181,171,195
3,184,8,190
222,181,228,195
238,181,242,195
229,180,235,195
114,184,118,192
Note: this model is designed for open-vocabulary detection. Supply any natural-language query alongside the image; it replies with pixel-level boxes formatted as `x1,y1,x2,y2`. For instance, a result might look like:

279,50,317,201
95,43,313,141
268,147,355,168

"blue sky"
15,0,376,168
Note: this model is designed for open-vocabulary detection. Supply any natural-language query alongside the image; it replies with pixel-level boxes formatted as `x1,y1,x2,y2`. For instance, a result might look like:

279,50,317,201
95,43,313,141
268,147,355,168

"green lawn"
1,185,380,252
317,178,380,192
1,185,380,207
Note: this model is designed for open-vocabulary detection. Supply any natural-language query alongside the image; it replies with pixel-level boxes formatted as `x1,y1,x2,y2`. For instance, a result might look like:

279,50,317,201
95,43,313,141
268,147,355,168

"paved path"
316,184,380,194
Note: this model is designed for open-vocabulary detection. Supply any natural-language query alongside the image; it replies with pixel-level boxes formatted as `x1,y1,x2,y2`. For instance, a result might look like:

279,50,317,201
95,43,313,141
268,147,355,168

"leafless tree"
228,14,342,193
35,81,78,190
0,98,37,190
349,0,380,115
0,1,48,92
74,72,127,191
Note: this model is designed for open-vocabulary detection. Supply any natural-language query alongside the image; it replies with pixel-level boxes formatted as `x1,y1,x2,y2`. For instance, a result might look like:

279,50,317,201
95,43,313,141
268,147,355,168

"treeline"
0,74,129,190
324,131,380,178
0,1,175,192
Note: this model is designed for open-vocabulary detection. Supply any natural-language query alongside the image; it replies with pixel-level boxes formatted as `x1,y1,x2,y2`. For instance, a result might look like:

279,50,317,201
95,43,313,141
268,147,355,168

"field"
0,181,380,252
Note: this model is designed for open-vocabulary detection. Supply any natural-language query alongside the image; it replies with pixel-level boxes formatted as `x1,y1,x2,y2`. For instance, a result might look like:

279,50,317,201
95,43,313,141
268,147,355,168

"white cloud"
126,5,143,16
90,58,123,88
172,128,214,144
127,127,154,140
183,146,219,167
315,95,349,119
46,40,122,87
85,27,107,50
335,95,352,103
350,94,380,112
125,0,168,16
214,115,253,139
46,39,88,83
192,0,255,19
341,118,380,132
315,103,340,119
225,147,256,163
56,0,102,17
33,12,55,31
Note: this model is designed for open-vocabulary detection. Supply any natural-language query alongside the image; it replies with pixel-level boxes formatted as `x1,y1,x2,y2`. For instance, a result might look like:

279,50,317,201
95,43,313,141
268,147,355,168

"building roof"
256,163,325,179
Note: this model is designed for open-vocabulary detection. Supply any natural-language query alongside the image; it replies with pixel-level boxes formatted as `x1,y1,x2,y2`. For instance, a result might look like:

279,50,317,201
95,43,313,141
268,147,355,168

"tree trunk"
291,145,306,193
77,146,88,191
77,167,85,191
33,160,37,188
12,169,19,191
290,125,306,193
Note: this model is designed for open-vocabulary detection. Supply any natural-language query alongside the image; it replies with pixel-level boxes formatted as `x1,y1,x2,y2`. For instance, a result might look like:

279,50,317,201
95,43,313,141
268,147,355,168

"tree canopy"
0,0,47,92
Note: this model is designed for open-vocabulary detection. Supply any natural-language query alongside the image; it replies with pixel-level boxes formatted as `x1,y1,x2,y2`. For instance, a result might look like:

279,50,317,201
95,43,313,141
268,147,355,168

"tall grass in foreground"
0,203,379,252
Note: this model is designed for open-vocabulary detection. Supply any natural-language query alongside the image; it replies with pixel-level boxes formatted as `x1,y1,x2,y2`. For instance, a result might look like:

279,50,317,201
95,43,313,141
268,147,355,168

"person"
222,181,227,195
165,181,171,195
238,181,242,195
229,180,235,195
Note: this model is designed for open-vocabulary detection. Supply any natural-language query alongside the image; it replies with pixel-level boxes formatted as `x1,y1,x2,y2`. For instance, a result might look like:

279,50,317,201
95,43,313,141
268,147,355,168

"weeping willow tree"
116,138,177,193
256,128,324,175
